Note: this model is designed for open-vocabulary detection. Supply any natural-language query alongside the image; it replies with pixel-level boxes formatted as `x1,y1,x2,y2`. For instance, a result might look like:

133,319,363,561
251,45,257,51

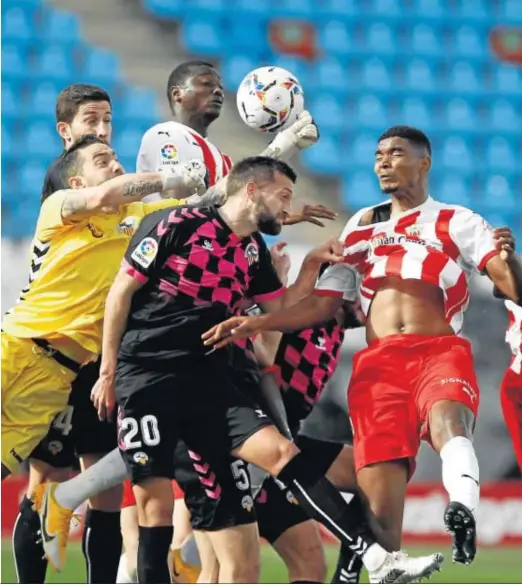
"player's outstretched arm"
202,293,343,349
485,228,522,303
91,269,143,420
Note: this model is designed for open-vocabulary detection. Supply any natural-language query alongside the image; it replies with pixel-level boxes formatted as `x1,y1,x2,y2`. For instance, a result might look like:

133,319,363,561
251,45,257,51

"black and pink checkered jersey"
119,205,284,365
274,319,345,412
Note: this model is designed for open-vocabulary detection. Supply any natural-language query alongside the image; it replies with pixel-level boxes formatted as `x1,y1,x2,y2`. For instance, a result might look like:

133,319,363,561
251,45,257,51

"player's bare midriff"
365,276,454,342
44,336,97,366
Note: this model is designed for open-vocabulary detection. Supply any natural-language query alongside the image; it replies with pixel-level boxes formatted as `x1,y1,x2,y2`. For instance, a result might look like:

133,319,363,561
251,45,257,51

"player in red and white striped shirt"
203,126,522,569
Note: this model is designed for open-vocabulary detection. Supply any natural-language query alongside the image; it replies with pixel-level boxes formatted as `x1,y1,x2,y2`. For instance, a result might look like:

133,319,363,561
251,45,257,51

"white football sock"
116,552,136,584
54,448,128,510
361,543,388,572
440,436,480,514
181,534,201,567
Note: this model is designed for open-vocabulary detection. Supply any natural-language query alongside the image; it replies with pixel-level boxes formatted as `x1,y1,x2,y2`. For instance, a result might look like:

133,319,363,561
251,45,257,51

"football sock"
137,526,173,584
277,453,388,572
116,552,136,584
12,496,48,583
331,543,364,584
54,448,128,510
440,436,480,513
82,508,122,583
181,534,201,566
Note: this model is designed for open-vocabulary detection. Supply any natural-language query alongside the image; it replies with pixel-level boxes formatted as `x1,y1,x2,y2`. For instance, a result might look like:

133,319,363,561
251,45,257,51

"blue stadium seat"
271,56,310,89
448,61,480,95
2,124,14,157
360,58,392,91
271,0,314,18
2,7,33,42
441,136,473,172
346,133,378,169
478,209,517,229
445,98,477,131
317,0,357,19
234,0,270,17
489,99,521,133
82,48,121,83
119,89,159,124
26,82,61,119
342,171,382,209
19,160,49,189
1,0,41,9
408,0,446,19
497,0,522,24
222,55,259,91
228,19,267,53
451,0,490,22
308,95,344,134
353,95,390,129
8,204,41,240
34,46,75,82
494,64,522,96
314,58,349,97
450,26,486,59
367,0,401,18
404,60,435,93
2,44,28,80
410,24,442,56
435,175,471,207
23,123,61,157
2,81,22,121
191,0,227,13
37,9,81,44
486,137,517,174
113,128,145,160
180,18,224,56
318,21,353,57
143,0,185,18
481,175,517,213
399,98,433,131
363,23,396,55
301,136,343,175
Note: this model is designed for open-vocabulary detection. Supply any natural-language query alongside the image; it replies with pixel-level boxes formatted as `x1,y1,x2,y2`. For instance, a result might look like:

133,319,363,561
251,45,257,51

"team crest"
133,451,149,465
245,242,259,266
118,216,139,236
406,225,422,238
48,441,63,455
241,495,254,512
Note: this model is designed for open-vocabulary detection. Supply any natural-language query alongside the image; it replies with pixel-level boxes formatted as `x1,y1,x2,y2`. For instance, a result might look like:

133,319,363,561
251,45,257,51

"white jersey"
136,120,232,200
315,196,498,334
505,300,522,374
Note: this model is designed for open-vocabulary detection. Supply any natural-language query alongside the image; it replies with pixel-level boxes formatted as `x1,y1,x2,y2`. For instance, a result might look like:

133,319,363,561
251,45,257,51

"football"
236,66,305,133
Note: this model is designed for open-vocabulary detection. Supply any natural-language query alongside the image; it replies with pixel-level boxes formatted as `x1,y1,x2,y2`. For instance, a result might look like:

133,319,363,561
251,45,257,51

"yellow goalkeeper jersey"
2,191,178,355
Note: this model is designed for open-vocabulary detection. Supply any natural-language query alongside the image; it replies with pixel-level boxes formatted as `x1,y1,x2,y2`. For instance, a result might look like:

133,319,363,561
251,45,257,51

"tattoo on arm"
61,190,89,216
122,179,164,197
186,186,227,207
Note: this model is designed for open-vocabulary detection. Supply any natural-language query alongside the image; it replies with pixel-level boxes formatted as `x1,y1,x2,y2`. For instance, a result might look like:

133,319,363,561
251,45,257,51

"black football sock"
277,453,376,559
13,496,48,583
331,543,364,583
81,508,122,583
137,525,173,584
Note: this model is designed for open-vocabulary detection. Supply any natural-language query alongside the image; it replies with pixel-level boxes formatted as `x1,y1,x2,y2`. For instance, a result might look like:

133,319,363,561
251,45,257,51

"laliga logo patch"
160,143,178,161
245,242,259,266
131,237,158,268
118,216,139,236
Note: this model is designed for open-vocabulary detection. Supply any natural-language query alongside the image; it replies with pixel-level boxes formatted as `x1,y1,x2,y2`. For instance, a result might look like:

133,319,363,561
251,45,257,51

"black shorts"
116,361,271,488
30,359,117,468
256,435,343,543
174,441,256,531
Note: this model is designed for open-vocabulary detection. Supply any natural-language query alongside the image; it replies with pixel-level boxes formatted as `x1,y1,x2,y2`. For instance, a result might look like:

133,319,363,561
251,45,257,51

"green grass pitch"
1,541,520,583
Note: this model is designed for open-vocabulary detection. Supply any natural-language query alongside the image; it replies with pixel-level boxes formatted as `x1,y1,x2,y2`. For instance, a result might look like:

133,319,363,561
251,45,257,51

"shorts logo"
133,451,149,465
9,448,23,465
245,242,259,266
48,441,63,455
241,495,254,512
315,335,327,350
160,143,178,162
286,491,298,505
118,216,139,236
440,377,477,403
131,237,158,268
254,409,267,419
87,222,104,238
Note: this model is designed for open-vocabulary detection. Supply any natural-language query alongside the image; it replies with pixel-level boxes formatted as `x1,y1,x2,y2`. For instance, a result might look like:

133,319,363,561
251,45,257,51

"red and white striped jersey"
136,120,232,200
505,300,522,374
315,197,498,334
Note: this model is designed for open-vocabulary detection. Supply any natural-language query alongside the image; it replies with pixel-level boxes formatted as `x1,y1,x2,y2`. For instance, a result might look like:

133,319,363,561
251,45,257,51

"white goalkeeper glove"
264,110,319,160
160,159,208,197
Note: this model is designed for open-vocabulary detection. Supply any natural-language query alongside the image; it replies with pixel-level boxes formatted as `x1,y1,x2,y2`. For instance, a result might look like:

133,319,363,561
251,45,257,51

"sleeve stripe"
478,249,499,271
121,259,149,284
252,287,286,303
314,289,344,298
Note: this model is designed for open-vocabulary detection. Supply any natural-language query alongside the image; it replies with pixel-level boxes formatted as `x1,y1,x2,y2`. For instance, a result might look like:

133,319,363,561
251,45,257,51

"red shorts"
121,478,185,508
348,334,480,475
499,366,522,470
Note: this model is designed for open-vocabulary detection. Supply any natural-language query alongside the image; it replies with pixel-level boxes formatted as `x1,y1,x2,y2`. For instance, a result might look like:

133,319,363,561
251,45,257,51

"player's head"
374,126,431,195
56,135,123,192
56,84,112,148
226,156,296,236
167,60,224,125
